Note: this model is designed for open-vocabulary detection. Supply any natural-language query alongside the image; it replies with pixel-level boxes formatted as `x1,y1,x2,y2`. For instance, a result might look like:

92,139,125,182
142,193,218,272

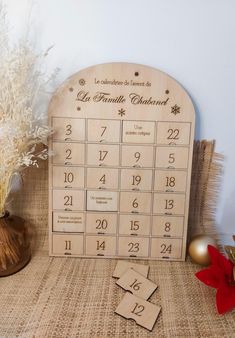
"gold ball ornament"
188,234,217,266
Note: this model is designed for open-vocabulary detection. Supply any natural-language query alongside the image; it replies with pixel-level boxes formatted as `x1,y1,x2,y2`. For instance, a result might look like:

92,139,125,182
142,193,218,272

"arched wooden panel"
48,62,195,261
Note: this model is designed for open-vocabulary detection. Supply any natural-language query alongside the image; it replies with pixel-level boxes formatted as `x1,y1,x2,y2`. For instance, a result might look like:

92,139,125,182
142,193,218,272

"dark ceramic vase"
0,211,31,277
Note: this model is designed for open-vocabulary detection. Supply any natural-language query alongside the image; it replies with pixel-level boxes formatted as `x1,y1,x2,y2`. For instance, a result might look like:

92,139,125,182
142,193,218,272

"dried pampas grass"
0,3,57,215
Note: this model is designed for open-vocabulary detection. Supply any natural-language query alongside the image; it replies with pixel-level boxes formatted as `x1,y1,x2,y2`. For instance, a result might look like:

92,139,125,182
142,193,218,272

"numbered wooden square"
86,213,117,234
85,235,116,256
119,214,151,236
52,142,85,166
52,117,85,141
156,122,190,145
121,145,154,168
87,144,120,166
118,237,149,257
87,119,121,143
115,293,161,331
112,261,150,278
116,268,158,300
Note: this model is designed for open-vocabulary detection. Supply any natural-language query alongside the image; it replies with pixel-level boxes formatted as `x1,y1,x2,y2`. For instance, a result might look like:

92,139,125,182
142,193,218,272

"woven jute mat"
0,148,234,338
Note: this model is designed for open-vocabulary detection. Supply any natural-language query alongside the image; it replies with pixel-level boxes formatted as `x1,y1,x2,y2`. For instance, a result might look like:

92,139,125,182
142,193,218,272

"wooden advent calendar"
48,63,195,261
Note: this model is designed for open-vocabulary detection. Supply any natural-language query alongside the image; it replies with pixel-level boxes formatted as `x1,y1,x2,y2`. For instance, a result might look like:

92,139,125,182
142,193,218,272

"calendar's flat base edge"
48,252,186,262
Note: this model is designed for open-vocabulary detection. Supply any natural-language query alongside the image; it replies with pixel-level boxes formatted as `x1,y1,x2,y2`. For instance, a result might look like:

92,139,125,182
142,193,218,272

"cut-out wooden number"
112,261,149,278
116,268,158,300
115,293,161,331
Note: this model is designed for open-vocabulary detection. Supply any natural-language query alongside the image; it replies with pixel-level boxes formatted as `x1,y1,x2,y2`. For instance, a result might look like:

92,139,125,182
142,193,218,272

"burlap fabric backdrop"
0,142,234,338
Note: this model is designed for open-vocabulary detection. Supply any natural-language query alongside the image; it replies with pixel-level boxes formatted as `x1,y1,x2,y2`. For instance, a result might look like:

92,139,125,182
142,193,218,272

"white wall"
3,0,235,244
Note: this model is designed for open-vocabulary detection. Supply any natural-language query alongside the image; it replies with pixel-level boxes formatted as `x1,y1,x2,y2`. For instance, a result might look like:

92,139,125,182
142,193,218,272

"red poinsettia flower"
195,245,235,314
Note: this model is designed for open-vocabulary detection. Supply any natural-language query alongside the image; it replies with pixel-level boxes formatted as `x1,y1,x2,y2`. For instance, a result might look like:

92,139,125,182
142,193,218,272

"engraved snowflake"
118,108,126,117
171,104,181,115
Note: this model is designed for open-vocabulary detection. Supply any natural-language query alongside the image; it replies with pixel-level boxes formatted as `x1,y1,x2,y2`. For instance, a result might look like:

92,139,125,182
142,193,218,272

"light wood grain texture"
116,268,158,300
48,62,195,260
115,293,161,331
112,260,150,278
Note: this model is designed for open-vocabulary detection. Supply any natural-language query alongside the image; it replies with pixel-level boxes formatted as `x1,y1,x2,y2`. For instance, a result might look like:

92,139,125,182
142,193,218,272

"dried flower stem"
0,3,56,214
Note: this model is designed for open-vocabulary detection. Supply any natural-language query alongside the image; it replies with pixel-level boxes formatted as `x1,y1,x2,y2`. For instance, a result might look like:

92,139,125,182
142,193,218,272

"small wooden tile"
156,122,190,145
154,170,187,193
52,142,85,165
120,192,152,213
121,169,153,191
113,261,149,278
52,234,84,255
116,268,158,300
155,147,189,169
52,166,85,189
85,235,116,256
52,117,85,141
53,189,84,211
150,238,182,259
115,293,161,331
86,190,118,212
121,145,154,168
118,237,149,257
87,119,120,143
87,144,119,166
152,215,184,237
86,212,117,234
119,214,151,236
86,168,119,190
122,121,155,144
153,193,185,215
53,212,84,232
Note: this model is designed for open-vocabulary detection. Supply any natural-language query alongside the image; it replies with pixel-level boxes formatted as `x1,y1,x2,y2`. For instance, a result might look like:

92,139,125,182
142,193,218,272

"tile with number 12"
115,293,161,331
